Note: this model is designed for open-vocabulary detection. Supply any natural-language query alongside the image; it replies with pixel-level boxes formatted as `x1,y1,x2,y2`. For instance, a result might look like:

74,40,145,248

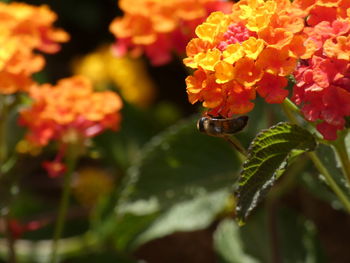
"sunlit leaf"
108,117,241,250
120,117,240,212
214,219,258,263
236,122,317,223
133,190,229,248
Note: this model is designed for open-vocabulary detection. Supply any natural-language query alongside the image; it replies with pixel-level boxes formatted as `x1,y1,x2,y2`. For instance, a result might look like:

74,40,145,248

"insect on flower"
197,115,249,137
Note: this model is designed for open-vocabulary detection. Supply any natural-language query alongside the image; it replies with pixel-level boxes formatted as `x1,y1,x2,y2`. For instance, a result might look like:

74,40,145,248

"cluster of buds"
184,0,350,140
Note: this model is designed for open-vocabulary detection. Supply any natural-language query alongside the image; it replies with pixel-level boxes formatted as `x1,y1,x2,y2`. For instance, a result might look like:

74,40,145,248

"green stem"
282,99,299,125
4,214,16,263
282,98,350,213
50,148,78,263
332,134,350,185
0,96,16,263
0,95,8,174
223,135,247,162
308,152,350,213
283,98,301,115
283,98,327,142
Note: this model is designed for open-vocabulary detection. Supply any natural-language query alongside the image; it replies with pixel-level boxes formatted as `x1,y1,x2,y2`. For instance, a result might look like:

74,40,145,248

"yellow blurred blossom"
15,140,42,156
72,167,114,207
73,46,156,108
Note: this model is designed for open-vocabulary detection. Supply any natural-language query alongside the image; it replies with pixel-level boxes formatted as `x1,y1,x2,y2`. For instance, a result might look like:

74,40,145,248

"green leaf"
120,116,241,212
113,213,159,251
214,209,325,263
214,219,258,263
105,117,242,249
92,98,271,249
301,143,350,210
133,189,229,248
91,193,159,252
239,208,325,263
236,122,317,223
94,102,157,170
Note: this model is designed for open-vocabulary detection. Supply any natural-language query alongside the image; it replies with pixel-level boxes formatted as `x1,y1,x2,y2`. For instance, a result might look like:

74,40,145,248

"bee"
197,115,249,137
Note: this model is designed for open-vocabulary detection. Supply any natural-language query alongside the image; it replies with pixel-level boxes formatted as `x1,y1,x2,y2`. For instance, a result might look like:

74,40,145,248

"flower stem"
50,148,77,263
0,96,16,263
282,98,350,213
283,97,301,115
4,214,16,263
332,134,350,184
223,135,247,162
0,95,8,174
281,99,299,125
308,152,350,213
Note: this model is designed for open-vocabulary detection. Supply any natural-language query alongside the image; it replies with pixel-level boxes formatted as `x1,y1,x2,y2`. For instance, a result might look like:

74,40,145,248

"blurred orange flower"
0,2,69,94
19,76,123,147
110,0,232,65
19,76,122,177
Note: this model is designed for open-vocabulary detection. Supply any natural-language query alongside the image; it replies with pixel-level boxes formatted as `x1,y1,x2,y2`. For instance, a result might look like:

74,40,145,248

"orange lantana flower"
184,0,309,117
184,0,350,140
0,2,69,94
19,76,123,177
110,0,232,65
19,76,123,147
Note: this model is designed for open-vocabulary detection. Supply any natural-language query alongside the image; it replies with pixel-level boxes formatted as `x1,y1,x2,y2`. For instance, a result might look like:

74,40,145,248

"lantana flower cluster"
19,76,123,177
292,0,350,140
20,76,122,147
184,0,350,140
0,2,69,94
110,0,232,65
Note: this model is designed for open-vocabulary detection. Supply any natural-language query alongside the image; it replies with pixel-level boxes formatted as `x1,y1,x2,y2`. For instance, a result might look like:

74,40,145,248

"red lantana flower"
292,0,350,140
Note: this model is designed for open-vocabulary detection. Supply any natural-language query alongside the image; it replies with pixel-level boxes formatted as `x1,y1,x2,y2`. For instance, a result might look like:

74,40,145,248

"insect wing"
227,116,248,134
